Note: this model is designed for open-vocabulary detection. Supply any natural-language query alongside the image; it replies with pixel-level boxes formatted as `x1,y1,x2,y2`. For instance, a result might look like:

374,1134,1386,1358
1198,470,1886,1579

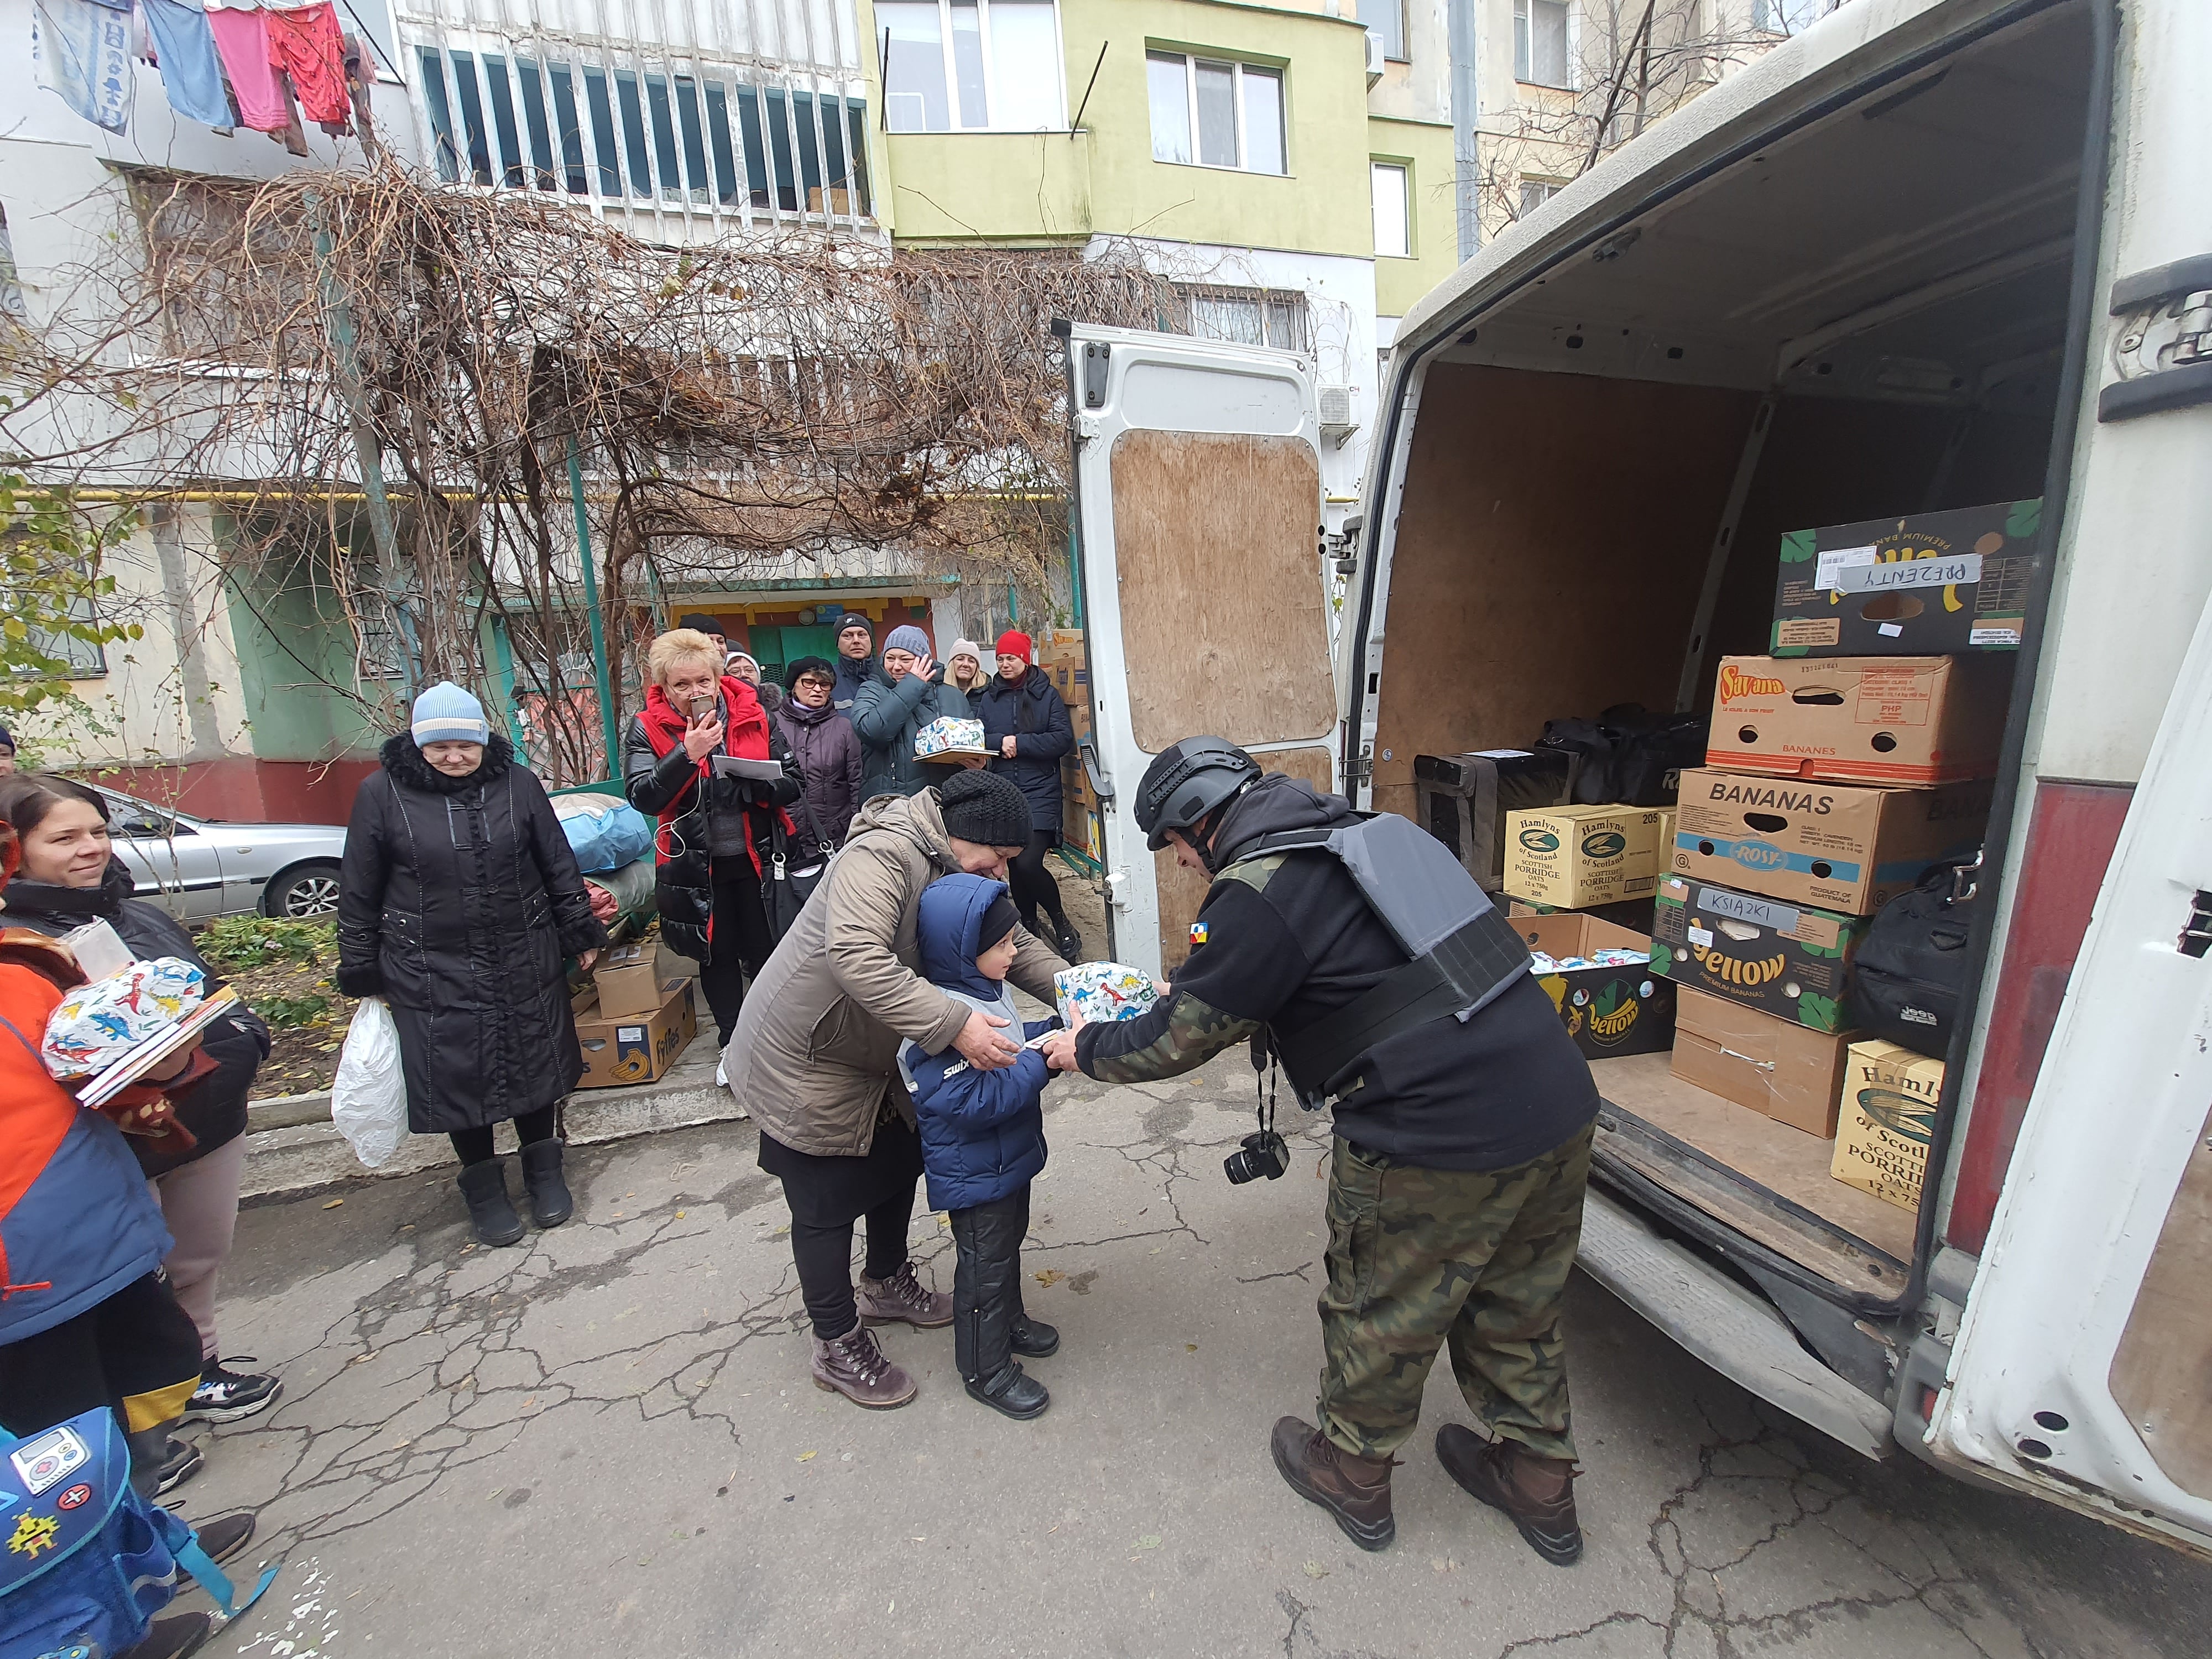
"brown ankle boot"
1435,1424,1582,1564
810,1325,917,1409
857,1261,954,1329
1270,1416,1397,1551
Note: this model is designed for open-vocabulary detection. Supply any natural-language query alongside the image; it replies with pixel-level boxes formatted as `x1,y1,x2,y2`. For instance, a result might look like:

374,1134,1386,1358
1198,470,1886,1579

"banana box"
573,979,696,1088
1648,875,1870,1032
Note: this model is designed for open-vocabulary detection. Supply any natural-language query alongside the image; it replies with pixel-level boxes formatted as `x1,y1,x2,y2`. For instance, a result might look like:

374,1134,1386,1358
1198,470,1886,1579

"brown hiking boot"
810,1325,917,1410
1270,1416,1397,1551
857,1261,954,1329
1436,1423,1583,1564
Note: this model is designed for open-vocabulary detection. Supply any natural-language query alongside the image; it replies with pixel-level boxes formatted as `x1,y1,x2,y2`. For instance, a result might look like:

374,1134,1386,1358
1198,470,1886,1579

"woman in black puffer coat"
0,773,281,1425
974,631,1079,960
337,683,607,1246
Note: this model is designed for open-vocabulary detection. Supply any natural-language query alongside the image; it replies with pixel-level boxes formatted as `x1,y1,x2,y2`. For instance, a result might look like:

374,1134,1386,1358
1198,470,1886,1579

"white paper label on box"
1833,553,1983,594
1696,886,1800,935
1813,544,1876,589
618,1025,645,1041
1878,622,1905,637
1969,624,2022,645
1473,748,1533,758
1686,926,1714,948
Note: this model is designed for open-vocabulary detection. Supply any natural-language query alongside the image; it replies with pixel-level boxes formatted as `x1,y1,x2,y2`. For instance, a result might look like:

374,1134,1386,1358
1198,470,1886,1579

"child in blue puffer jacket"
898,873,1061,1421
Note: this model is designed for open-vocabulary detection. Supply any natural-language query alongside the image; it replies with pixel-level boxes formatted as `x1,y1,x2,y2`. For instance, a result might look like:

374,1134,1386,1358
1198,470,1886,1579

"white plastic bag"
331,997,408,1168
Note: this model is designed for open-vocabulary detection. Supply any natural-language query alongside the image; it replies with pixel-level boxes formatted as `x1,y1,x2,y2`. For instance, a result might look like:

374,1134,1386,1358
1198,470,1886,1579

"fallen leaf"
1302,1562,1329,1580
1185,1344,1197,1353
797,1450,817,1462
1034,1269,1066,1289
675,1210,687,1219
1134,1534,1161,1550
322,1198,344,1209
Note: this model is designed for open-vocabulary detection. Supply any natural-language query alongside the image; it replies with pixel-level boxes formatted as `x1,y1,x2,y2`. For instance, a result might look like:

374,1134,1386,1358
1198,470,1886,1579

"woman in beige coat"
724,769,1066,1407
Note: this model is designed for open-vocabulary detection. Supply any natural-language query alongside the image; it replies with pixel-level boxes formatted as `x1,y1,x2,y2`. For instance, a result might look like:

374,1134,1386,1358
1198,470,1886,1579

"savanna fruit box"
1832,1040,1942,1212
1670,988,1855,1138
1512,912,1675,1060
572,978,696,1088
1707,654,2010,785
1671,768,1990,914
1650,876,1869,1031
1772,499,2042,657
1503,806,1674,907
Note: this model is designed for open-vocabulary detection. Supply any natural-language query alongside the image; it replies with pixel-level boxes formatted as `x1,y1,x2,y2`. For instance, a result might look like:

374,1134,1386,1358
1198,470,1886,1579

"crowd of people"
3,608,1594,1659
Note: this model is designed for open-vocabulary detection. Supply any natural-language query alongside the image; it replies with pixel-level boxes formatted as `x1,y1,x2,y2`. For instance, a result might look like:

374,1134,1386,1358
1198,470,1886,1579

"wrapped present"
1053,961,1159,1028
41,956,206,1080
914,716,988,760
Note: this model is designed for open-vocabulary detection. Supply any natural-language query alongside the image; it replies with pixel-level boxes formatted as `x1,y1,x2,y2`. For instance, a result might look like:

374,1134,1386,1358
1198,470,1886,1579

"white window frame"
1518,176,1563,216
1513,0,1574,91
1146,50,1287,175
1358,0,1408,64
880,0,1068,134
1371,160,1410,257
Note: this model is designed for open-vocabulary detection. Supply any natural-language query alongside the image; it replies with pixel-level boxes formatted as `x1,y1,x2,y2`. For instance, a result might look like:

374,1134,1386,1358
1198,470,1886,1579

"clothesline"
32,0,375,149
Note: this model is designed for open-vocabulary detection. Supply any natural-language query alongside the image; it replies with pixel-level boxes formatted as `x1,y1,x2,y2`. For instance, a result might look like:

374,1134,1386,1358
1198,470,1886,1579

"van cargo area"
1361,3,2094,1301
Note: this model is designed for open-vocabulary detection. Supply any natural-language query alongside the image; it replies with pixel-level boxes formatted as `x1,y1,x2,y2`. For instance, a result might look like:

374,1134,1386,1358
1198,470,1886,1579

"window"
1519,178,1561,216
1514,0,1571,88
415,48,870,218
1147,52,1285,174
1171,284,1309,352
880,0,1064,133
1357,0,1406,63
1371,161,1409,257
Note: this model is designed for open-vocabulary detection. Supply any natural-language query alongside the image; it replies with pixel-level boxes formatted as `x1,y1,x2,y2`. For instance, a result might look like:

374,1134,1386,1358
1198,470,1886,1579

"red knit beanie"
996,630,1033,664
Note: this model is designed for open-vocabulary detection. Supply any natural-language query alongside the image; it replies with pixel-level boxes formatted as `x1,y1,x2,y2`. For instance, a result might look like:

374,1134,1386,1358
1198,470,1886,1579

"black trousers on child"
1006,831,1069,937
950,1186,1031,1386
0,1271,203,1438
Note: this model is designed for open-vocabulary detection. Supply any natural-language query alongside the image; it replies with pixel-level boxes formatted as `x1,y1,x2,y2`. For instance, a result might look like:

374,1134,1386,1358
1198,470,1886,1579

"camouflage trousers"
1314,1122,1593,1463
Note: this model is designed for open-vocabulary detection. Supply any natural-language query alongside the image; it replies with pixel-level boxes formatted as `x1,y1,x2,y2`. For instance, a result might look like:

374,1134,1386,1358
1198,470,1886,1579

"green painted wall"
219,516,390,763
1368,115,1461,317
863,0,1376,258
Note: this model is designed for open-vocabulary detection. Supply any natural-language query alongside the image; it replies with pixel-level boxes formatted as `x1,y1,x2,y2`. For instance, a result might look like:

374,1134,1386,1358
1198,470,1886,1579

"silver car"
92,787,350,922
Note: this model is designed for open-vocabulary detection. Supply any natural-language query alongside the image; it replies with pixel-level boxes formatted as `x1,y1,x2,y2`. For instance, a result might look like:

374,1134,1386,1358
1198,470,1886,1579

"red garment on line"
264,2,348,126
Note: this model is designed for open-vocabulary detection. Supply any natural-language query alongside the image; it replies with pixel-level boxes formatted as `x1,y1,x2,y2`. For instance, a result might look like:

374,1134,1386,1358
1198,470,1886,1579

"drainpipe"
1447,0,1481,262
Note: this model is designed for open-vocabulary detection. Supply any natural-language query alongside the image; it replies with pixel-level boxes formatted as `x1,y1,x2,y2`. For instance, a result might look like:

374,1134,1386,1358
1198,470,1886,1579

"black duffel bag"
1535,704,1708,806
1853,848,1983,1054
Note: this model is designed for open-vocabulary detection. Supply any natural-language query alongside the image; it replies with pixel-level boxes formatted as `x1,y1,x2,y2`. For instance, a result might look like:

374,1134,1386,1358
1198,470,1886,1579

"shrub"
199,916,333,973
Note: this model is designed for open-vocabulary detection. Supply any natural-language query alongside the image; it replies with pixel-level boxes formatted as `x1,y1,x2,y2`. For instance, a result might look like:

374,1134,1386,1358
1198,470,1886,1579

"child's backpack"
0,1410,276,1659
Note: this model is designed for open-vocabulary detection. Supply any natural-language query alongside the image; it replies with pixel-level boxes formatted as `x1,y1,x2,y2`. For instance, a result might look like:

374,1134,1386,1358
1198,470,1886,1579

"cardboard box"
1508,896,1657,935
1772,499,2042,657
1671,768,1990,914
590,941,664,1019
1504,806,1674,908
1670,988,1855,1136
1649,875,1870,1030
572,978,696,1088
1511,912,1675,1060
1832,1040,1943,1211
1707,654,2010,785
1415,749,1577,892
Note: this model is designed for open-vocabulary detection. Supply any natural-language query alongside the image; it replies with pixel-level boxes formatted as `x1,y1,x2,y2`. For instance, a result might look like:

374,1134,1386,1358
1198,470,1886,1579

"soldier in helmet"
1040,738,1600,1563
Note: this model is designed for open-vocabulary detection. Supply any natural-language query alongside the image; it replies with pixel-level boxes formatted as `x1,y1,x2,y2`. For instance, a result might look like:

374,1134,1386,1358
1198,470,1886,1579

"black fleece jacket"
1078,776,1598,1171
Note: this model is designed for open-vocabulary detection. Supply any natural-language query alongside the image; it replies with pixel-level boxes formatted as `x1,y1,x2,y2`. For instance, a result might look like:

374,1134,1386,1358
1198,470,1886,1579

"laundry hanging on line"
32,0,135,134
139,0,236,131
264,2,350,129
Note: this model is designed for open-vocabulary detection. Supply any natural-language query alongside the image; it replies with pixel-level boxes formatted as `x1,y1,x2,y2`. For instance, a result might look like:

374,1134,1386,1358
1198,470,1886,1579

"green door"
761,625,839,683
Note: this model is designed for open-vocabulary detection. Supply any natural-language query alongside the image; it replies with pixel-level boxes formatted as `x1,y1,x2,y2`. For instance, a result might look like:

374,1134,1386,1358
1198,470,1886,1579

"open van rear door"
1931,580,2212,1554
1059,322,1337,979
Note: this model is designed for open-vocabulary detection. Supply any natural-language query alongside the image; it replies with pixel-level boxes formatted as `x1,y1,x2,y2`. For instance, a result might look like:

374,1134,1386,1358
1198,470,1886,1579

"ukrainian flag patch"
1189,921,1209,947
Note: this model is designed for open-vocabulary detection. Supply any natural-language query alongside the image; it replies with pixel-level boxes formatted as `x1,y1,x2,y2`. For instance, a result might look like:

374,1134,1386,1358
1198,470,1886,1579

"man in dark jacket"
974,630,1079,959
1041,739,1599,1565
831,613,883,721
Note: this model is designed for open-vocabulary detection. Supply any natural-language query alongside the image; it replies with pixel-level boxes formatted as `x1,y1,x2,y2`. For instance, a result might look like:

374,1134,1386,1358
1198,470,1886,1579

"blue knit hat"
883,624,931,659
411,681,490,745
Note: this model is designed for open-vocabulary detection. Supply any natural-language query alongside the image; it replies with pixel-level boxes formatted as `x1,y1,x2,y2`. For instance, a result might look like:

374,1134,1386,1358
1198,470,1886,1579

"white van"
1062,0,2212,1556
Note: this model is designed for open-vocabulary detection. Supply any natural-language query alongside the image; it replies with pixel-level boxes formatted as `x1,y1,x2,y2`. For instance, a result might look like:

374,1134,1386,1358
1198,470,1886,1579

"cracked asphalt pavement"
182,1044,2212,1658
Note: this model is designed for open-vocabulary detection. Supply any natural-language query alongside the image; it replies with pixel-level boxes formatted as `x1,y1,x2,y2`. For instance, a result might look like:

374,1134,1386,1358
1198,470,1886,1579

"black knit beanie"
784,654,834,691
937,769,1031,849
977,893,1022,954
836,613,873,640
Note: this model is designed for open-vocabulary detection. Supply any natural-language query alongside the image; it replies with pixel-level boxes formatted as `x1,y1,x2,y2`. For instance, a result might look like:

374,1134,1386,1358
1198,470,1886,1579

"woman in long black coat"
337,682,607,1246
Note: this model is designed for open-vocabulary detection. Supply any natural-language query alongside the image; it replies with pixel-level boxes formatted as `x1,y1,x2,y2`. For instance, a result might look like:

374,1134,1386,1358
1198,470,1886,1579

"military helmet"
1135,737,1261,852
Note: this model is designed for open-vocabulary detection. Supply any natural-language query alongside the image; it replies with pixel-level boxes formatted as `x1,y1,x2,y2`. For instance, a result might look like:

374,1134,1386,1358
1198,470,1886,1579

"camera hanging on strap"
1224,1030,1290,1185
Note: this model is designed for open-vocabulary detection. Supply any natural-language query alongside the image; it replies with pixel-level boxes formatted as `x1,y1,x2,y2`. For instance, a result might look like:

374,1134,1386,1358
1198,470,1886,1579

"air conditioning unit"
1365,32,1384,87
1318,384,1359,446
